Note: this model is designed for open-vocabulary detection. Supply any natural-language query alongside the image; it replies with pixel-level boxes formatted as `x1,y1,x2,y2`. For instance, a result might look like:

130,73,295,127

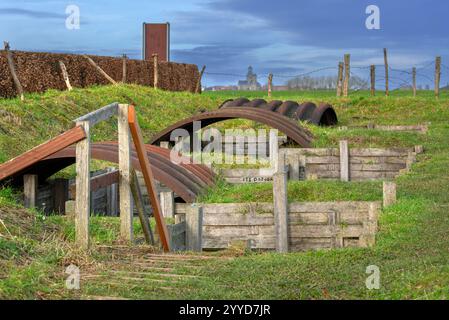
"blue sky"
1,0,448,87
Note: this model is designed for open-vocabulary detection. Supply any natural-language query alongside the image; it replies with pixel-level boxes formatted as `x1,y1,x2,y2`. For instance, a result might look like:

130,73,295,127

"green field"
1,86,449,299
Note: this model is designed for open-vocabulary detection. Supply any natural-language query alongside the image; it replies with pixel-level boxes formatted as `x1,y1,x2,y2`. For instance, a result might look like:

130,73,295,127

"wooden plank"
0,126,86,181
90,169,119,192
59,61,73,91
75,121,90,249
83,55,117,85
3,42,24,101
273,153,289,252
74,102,119,126
339,140,349,182
23,174,38,208
160,191,174,218
53,178,69,214
186,205,203,252
118,104,133,242
130,169,154,245
350,148,410,157
128,105,170,252
383,181,397,207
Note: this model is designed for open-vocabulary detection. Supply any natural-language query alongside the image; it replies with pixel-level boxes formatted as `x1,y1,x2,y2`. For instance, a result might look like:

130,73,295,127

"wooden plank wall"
219,146,422,183
174,201,381,251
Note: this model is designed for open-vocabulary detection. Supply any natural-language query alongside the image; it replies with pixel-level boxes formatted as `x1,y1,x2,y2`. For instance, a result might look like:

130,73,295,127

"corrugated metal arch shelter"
219,98,338,126
149,107,314,147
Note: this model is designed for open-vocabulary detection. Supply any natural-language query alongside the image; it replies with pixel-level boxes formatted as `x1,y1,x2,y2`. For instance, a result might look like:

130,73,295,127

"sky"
0,0,448,87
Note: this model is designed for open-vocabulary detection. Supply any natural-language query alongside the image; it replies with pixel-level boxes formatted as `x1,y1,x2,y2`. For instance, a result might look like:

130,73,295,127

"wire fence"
201,56,448,95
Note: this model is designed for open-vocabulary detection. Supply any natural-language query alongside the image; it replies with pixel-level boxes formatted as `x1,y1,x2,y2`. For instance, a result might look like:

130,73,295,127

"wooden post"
384,48,389,96
152,54,159,89
195,65,206,94
75,121,91,249
383,181,397,207
59,61,73,91
160,191,175,218
370,65,375,96
435,56,441,99
339,140,349,182
118,104,133,242
106,167,118,216
185,204,203,252
337,62,344,97
268,73,273,98
3,42,24,101
269,130,279,173
273,153,289,253
53,179,69,214
343,54,350,97
412,67,417,97
83,55,117,85
128,105,170,251
23,174,38,208
130,170,155,245
122,54,127,83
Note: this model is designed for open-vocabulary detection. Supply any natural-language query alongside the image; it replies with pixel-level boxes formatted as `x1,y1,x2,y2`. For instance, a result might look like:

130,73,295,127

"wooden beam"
130,169,155,245
152,54,159,89
339,140,349,182
337,62,343,97
195,65,206,94
75,121,91,249
59,61,73,91
273,153,289,253
384,48,389,96
74,102,118,126
122,54,127,83
90,169,119,192
0,126,86,181
185,204,203,252
128,105,171,252
118,104,133,242
83,55,117,85
23,174,38,208
3,42,24,101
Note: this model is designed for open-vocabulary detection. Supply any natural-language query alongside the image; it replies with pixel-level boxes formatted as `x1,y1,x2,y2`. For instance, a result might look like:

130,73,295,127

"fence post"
122,54,127,83
160,191,175,218
118,104,133,242
53,178,69,214
4,42,24,101
435,56,441,99
152,53,159,89
185,204,203,252
370,65,376,96
195,65,206,94
383,181,397,207
75,120,91,249
412,67,417,97
343,54,350,97
23,174,38,208
273,152,289,253
59,61,73,91
337,62,343,97
384,48,389,96
268,73,273,98
339,140,349,182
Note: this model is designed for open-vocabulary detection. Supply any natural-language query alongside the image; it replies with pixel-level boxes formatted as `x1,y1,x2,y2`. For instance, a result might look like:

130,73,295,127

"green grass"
2,85,449,299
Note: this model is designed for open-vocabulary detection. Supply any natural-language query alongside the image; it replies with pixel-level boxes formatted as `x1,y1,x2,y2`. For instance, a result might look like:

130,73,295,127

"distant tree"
286,75,368,90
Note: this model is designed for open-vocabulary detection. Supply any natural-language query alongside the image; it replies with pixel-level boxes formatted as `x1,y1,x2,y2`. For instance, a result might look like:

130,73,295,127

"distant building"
238,66,261,91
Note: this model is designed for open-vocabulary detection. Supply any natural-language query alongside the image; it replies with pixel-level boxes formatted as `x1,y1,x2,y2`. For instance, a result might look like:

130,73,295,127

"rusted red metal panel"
0,126,86,181
143,22,170,62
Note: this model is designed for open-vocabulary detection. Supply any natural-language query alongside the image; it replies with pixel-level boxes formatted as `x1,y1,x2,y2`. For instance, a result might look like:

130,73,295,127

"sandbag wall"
0,50,200,98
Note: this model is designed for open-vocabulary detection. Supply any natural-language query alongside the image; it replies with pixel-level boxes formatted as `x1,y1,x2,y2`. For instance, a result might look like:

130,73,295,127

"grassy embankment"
1,85,449,299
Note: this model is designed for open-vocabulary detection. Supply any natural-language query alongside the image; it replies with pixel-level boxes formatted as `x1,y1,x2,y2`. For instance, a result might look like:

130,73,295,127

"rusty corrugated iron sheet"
0,126,86,181
219,98,338,126
149,107,314,147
